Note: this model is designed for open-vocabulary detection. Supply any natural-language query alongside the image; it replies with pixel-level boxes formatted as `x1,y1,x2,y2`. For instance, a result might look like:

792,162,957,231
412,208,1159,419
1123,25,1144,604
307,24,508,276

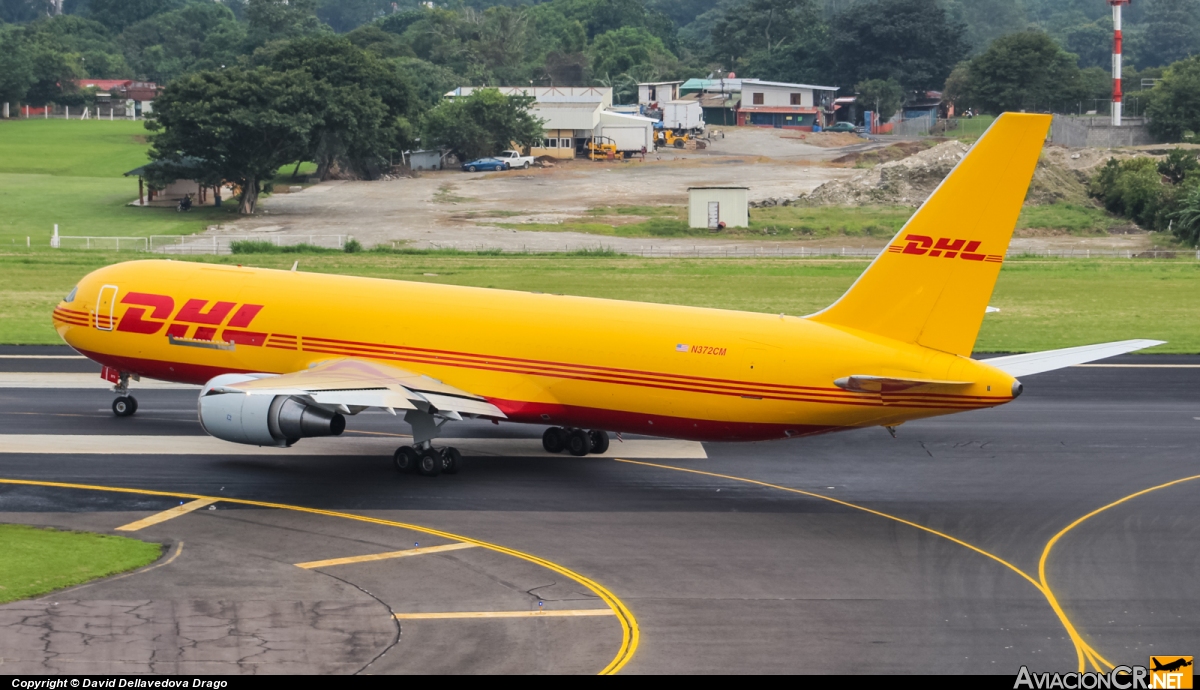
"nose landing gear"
112,396,138,417
109,370,138,417
542,427,609,455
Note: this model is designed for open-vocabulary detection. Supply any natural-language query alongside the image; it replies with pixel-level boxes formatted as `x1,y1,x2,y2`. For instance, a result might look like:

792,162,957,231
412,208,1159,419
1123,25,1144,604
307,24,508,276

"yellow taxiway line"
395,609,615,620
616,459,1200,674
296,542,478,569
115,498,218,532
0,477,638,675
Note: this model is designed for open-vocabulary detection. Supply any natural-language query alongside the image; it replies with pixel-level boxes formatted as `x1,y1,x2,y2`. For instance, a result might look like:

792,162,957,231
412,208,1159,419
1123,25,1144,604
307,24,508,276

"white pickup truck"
497,150,535,169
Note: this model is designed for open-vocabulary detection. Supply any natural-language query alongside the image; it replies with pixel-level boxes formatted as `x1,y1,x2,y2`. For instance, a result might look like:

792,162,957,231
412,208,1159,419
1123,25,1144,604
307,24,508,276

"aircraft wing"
979,339,1165,378
213,358,506,419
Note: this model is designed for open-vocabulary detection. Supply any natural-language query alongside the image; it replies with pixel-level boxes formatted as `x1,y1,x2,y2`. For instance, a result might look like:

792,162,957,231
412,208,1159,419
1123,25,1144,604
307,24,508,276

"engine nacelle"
198,374,345,446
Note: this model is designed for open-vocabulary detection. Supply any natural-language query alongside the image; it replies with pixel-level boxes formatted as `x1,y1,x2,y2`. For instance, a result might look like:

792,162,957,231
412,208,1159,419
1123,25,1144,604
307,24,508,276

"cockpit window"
64,286,78,303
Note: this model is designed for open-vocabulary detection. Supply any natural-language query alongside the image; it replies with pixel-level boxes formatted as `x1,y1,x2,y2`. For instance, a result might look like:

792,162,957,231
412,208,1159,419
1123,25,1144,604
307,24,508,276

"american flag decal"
676,344,689,352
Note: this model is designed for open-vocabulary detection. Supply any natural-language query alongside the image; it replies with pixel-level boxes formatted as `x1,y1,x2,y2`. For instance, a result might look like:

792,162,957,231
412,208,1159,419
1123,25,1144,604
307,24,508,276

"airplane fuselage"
55,260,1018,442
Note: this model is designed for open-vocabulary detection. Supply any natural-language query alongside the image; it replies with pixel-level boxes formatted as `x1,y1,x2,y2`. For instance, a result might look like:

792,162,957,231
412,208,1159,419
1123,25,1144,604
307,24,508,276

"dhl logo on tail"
886,234,1004,262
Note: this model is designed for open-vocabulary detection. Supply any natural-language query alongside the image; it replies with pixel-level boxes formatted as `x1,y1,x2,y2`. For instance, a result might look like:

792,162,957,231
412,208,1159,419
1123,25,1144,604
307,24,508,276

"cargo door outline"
95,284,118,331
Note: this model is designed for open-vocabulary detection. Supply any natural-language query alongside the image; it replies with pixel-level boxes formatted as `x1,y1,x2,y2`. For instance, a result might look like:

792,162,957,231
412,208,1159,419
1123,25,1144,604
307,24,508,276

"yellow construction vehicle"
586,136,623,161
656,129,689,148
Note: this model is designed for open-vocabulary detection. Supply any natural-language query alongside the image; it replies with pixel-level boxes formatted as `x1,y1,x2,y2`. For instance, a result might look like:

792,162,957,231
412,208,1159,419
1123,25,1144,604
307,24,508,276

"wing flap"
834,375,973,393
219,358,506,418
420,393,505,419
981,339,1165,377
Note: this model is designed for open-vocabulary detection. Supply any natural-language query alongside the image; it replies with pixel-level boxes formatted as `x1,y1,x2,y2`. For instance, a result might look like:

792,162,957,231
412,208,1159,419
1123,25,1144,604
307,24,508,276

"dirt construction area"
212,127,1156,253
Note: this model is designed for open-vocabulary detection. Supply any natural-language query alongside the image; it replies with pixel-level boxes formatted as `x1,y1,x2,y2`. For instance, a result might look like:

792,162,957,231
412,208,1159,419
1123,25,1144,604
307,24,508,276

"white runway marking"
0,355,87,360
0,435,707,459
0,373,197,389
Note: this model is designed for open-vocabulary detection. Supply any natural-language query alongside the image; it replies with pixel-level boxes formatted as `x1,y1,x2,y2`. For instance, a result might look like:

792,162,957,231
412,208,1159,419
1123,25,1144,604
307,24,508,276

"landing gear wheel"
542,426,566,453
567,428,591,456
588,429,609,454
393,446,418,473
441,447,462,474
112,396,137,417
416,448,443,477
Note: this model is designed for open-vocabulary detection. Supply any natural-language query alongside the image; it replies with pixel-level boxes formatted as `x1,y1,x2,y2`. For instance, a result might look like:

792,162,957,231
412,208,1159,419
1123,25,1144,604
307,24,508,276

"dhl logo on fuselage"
116,292,268,346
886,234,1004,263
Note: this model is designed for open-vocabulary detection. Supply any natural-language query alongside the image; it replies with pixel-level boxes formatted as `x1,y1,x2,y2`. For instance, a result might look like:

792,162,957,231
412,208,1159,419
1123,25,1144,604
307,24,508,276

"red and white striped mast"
1110,0,1132,126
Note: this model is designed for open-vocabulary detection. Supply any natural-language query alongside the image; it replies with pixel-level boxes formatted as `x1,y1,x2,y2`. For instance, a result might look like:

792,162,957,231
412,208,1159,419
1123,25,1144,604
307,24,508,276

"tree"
85,0,185,33
830,0,967,93
0,23,35,105
22,15,132,79
270,35,416,178
316,0,391,33
708,0,828,82
961,30,1087,113
590,26,673,79
856,78,903,121
1171,185,1200,245
421,88,545,161
393,57,461,109
1060,21,1111,70
1136,0,1200,68
245,0,328,48
120,2,245,83
1145,55,1200,141
1159,149,1200,184
944,0,1028,54
147,67,328,214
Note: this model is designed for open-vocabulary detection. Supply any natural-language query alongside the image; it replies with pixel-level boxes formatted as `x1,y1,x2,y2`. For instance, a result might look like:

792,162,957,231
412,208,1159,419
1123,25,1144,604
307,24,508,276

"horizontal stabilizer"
980,339,1165,377
834,375,973,393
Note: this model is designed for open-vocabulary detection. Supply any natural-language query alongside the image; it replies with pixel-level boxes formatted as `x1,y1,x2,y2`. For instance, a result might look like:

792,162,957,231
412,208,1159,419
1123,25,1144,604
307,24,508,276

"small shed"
688,187,749,229
408,150,444,170
124,157,228,207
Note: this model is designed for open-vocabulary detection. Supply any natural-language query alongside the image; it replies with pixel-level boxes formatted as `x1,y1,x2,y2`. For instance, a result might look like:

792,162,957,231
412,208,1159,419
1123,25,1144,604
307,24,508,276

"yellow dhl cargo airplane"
53,114,1161,476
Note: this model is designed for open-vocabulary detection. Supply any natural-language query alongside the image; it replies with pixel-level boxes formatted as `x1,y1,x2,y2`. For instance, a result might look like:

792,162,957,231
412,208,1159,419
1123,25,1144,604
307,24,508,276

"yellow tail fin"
807,113,1051,356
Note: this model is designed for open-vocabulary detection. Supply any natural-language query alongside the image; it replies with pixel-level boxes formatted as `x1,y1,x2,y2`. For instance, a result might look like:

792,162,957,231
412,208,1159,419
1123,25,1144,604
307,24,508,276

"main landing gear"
542,427,609,456
393,444,463,477
110,370,138,417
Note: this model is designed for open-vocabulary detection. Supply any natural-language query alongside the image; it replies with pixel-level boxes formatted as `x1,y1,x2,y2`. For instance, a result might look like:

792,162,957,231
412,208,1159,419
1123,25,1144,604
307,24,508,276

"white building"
637,81,683,106
445,86,654,159
737,79,838,130
688,187,749,229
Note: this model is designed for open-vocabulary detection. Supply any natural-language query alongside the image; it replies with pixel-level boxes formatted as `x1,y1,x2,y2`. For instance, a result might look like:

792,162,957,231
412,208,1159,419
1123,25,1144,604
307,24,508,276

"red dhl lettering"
888,234,1002,262
689,345,727,356
115,293,265,341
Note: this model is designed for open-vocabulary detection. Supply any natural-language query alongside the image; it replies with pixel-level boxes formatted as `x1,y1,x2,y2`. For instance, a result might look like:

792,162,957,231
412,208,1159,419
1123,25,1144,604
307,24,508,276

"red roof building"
75,79,160,103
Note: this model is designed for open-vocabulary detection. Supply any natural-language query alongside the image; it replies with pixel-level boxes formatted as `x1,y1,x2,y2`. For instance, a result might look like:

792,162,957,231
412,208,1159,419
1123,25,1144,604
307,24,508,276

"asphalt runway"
0,346,1197,674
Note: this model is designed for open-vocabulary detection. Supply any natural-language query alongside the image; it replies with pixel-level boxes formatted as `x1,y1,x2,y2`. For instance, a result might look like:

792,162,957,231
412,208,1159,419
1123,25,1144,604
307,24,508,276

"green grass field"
492,202,1123,239
0,119,312,246
0,524,161,604
5,250,1196,352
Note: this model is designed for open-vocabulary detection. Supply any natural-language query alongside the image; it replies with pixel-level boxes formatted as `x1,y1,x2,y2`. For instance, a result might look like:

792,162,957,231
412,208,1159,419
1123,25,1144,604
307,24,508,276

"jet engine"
198,374,345,446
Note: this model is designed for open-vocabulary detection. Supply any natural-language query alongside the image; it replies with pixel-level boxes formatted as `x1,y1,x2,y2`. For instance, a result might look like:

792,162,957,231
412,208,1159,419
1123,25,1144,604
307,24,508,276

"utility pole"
1110,0,1131,126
